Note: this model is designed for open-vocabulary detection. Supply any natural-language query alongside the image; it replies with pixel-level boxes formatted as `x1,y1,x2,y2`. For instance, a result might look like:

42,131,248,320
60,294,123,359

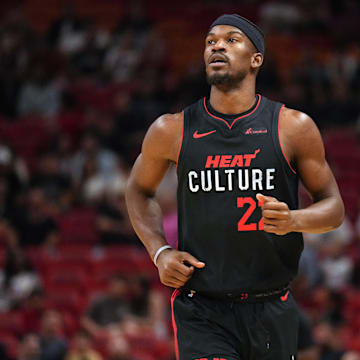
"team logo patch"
245,127,268,135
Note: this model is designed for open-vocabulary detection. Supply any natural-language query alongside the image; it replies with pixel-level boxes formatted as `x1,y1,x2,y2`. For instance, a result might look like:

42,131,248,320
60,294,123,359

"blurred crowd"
0,0,359,359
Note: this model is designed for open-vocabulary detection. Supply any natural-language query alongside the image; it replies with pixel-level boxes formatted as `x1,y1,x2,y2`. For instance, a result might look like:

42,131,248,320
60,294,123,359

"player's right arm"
125,113,205,288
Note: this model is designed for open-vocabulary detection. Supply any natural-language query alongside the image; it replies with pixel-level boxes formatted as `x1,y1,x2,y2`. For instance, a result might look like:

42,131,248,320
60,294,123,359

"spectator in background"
0,5,35,119
131,68,167,125
0,225,18,306
326,44,360,90
66,331,102,360
0,176,14,221
299,237,323,289
140,29,166,70
21,288,47,334
40,310,68,360
305,217,354,290
256,55,281,98
298,309,319,360
0,342,9,360
55,89,86,143
70,131,118,185
77,156,100,202
0,25,24,118
319,241,354,291
70,21,107,78
103,30,142,83
9,188,59,248
82,275,131,338
96,191,138,246
106,331,133,360
17,63,62,118
113,0,153,48
0,144,27,212
78,157,127,205
70,131,127,204
259,0,302,32
112,91,137,128
17,333,41,360
313,320,345,360
342,353,360,360
0,244,41,309
127,276,168,339
85,109,131,157
92,111,124,155
51,134,77,176
354,199,360,234
311,287,344,326
30,152,72,213
47,1,87,56
306,216,354,246
111,92,145,161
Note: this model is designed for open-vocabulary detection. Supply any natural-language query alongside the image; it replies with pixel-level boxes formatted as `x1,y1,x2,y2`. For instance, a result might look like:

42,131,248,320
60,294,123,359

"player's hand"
256,193,295,235
156,248,205,288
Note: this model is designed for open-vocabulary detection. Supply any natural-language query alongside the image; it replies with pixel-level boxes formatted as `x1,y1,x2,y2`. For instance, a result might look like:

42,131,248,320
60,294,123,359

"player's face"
204,25,258,87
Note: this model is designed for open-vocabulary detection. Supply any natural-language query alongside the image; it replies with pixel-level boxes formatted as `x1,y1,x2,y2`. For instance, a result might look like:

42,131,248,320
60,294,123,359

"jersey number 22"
237,197,264,231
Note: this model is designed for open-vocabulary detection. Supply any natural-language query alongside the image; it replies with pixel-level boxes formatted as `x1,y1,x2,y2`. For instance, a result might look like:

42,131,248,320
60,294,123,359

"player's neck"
209,82,256,115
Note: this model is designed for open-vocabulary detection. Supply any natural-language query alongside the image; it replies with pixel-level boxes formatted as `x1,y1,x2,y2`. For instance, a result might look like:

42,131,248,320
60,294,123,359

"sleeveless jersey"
176,95,304,294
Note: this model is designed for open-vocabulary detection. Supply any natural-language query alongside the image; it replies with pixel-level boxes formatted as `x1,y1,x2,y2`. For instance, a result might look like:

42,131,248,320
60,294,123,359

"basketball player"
126,14,344,360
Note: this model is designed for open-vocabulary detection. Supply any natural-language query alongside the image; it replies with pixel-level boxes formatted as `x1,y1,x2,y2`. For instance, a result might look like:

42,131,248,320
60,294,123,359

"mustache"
208,52,230,64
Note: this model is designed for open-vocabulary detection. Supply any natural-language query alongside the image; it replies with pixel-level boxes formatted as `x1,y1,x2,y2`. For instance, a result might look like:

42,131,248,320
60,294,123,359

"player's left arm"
257,107,344,235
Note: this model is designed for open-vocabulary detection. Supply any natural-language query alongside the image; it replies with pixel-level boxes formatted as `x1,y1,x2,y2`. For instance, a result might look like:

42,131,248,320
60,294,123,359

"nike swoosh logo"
193,130,217,139
280,290,289,302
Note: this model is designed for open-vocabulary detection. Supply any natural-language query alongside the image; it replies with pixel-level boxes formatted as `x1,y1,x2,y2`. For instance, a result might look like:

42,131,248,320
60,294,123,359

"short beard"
206,69,247,90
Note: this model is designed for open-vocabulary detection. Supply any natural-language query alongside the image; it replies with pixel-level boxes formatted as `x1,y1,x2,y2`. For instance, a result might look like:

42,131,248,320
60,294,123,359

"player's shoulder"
142,112,183,161
280,106,324,154
146,112,183,142
281,107,314,128
152,112,183,133
280,106,319,138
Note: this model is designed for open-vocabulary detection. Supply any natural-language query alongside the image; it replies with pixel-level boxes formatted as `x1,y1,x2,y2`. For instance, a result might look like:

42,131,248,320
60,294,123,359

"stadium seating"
56,208,99,244
0,312,25,337
0,333,18,359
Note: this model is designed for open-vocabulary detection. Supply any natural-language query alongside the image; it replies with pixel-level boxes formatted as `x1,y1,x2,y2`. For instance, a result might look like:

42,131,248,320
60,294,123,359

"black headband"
209,14,265,57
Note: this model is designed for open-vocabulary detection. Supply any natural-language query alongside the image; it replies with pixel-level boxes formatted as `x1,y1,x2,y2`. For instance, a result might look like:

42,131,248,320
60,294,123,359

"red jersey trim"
176,111,184,171
171,289,181,360
278,105,296,174
203,95,262,130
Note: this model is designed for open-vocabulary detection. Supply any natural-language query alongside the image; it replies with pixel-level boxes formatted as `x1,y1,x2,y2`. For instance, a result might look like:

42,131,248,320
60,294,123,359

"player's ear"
251,53,263,71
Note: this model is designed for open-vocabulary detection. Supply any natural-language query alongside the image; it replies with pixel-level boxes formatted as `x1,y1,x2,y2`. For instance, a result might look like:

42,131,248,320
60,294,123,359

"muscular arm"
125,114,176,259
285,109,344,233
126,113,205,288
258,108,344,235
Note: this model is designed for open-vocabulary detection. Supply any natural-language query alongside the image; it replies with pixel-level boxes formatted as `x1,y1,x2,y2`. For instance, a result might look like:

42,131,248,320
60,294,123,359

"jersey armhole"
273,104,297,176
176,110,187,172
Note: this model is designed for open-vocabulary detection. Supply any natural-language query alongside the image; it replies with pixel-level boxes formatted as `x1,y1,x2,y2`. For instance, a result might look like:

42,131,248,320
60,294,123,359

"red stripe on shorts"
171,289,181,360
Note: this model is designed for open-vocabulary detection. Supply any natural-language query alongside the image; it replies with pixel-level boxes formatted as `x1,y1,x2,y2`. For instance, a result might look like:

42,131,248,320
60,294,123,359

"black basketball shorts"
171,289,299,360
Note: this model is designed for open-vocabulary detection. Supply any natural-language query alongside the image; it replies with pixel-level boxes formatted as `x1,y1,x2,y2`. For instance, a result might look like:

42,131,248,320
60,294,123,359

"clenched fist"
156,248,205,288
256,193,295,236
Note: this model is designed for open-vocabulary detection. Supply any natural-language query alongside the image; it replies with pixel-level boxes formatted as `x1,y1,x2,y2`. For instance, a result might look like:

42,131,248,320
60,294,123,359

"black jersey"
176,94,304,294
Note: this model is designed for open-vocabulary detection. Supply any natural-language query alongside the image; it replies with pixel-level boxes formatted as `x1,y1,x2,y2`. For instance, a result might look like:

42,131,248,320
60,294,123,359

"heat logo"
205,149,260,168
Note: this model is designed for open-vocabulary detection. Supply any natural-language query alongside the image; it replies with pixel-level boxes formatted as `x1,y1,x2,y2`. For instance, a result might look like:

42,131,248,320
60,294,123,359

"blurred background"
0,0,359,359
